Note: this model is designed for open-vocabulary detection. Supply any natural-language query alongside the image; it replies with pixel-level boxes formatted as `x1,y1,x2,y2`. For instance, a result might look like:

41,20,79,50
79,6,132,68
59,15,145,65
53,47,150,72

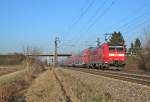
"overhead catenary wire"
104,1,150,45
69,0,97,30
108,1,148,47
112,15,150,43
106,1,150,31
61,41,95,47
123,18,150,34
87,0,108,24
115,10,150,31
101,8,150,45
85,0,118,32
77,0,108,33
121,18,150,46
66,0,150,49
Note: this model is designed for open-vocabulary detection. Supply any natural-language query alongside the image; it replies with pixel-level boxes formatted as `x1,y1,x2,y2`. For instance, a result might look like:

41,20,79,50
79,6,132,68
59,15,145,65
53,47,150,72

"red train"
64,43,126,70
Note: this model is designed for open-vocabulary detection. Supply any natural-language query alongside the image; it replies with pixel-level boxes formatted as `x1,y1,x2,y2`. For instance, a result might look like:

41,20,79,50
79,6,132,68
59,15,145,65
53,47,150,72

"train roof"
87,47,95,49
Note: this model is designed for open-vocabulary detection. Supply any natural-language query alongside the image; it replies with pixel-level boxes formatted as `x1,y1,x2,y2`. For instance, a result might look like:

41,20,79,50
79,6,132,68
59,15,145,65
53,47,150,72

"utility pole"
54,37,60,66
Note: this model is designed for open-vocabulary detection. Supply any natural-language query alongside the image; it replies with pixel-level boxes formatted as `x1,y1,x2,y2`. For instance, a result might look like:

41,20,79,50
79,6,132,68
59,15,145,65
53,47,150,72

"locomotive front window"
109,46,124,52
109,47,115,52
116,47,123,52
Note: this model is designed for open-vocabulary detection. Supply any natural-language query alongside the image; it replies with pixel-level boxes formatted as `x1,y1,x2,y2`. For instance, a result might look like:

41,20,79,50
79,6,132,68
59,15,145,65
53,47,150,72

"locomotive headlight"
109,54,115,56
118,54,125,56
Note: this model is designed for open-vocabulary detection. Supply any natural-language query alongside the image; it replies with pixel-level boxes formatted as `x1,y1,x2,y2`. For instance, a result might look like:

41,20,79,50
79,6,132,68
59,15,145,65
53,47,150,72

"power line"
77,0,108,33
116,10,150,30
106,2,150,44
119,18,150,44
87,0,108,24
69,0,97,30
107,1,150,31
85,0,117,32
123,18,150,34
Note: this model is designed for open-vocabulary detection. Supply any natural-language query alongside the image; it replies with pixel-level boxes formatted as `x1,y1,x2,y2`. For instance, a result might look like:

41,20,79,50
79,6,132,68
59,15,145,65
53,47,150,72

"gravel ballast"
58,68,150,102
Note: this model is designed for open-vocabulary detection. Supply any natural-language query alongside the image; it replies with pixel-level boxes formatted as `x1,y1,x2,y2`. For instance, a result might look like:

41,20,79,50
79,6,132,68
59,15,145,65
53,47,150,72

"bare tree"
22,45,44,74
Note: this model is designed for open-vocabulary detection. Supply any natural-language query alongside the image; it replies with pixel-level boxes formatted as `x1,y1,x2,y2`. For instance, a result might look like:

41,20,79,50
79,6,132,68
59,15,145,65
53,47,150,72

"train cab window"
116,47,123,52
109,47,115,52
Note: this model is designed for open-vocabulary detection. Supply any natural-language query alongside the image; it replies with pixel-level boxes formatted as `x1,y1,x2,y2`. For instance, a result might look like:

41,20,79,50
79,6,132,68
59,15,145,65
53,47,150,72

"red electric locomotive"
82,43,126,69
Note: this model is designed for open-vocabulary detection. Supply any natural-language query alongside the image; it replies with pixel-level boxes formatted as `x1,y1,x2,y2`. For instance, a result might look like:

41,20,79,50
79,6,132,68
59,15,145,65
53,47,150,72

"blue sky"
0,0,150,54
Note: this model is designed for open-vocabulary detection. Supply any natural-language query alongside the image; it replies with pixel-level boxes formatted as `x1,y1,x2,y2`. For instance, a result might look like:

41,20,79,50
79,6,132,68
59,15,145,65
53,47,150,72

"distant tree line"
0,53,25,65
128,38,142,55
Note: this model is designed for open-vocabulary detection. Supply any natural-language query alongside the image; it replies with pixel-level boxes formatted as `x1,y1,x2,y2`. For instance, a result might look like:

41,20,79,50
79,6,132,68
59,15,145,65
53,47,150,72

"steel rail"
67,67,150,86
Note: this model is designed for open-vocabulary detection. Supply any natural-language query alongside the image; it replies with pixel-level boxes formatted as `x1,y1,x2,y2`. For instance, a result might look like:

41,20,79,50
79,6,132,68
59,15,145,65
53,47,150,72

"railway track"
67,67,150,86
53,69,72,102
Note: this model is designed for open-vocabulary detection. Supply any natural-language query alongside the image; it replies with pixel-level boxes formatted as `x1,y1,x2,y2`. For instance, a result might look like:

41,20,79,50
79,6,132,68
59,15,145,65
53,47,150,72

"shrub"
23,57,46,77
138,39,150,71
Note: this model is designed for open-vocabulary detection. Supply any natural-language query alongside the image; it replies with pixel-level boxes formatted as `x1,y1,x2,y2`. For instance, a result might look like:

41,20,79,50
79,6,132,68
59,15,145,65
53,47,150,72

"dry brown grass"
0,68,19,76
0,85,16,102
0,70,25,86
22,58,46,76
0,61,31,77
0,65,23,76
123,56,141,72
0,64,26,102
138,38,150,71
26,70,66,102
0,58,46,102
0,70,25,102
26,68,114,102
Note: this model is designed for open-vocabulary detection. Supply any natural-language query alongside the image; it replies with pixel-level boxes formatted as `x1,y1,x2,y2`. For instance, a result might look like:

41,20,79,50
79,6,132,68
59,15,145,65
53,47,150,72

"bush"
138,40,150,71
23,57,46,77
